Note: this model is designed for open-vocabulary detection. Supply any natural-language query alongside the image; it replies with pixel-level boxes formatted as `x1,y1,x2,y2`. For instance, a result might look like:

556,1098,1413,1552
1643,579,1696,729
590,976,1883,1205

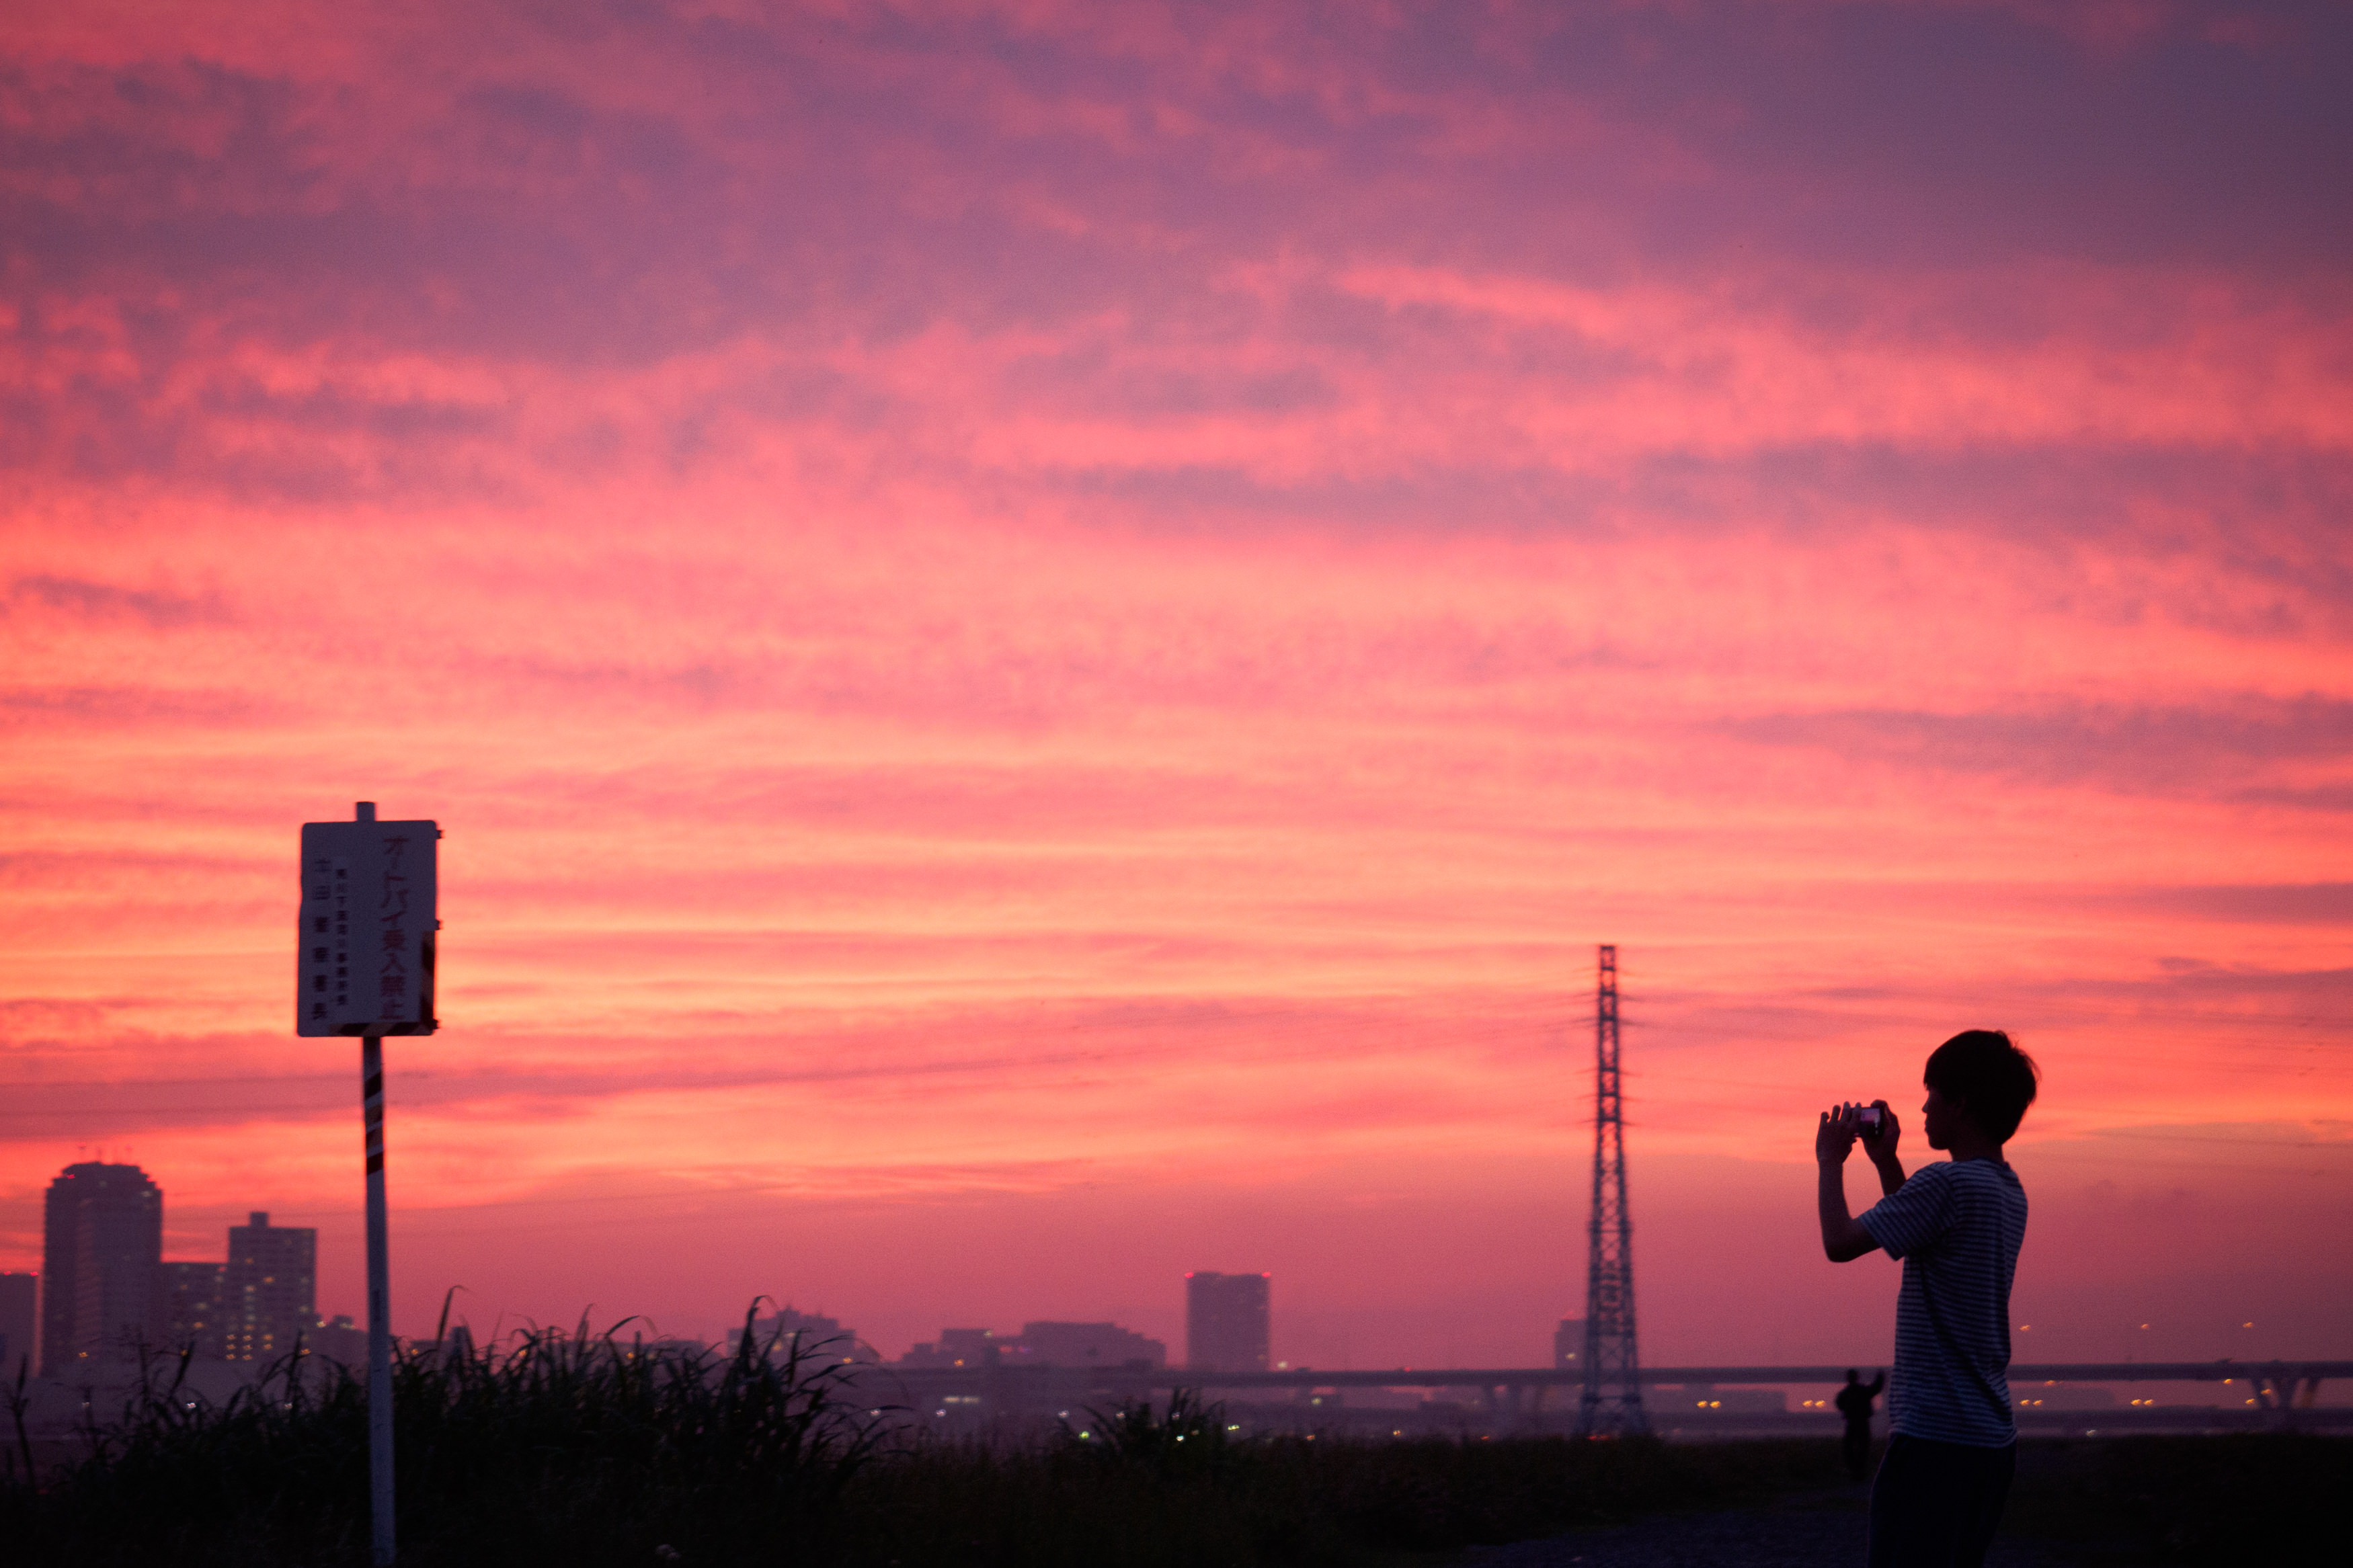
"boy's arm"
1817,1107,1882,1262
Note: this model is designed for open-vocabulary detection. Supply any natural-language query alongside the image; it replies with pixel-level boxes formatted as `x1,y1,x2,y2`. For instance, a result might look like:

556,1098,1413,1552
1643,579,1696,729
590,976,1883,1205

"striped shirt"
1858,1157,2028,1447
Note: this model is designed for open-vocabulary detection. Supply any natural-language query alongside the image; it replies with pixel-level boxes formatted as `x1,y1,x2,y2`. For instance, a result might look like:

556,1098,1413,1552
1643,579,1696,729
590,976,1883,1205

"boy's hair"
1925,1029,2039,1143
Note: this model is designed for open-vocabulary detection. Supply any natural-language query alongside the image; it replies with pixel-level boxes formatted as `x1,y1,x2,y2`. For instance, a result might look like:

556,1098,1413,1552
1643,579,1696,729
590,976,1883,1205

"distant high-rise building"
42,1162,163,1373
157,1262,227,1357
750,1305,840,1345
0,1271,35,1374
1185,1272,1270,1374
750,1306,872,1362
1554,1317,1585,1371
1010,1321,1166,1368
309,1313,368,1372
222,1212,315,1363
900,1327,1001,1368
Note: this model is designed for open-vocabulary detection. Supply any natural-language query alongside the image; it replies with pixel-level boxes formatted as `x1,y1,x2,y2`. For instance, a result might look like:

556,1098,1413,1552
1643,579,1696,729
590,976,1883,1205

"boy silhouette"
1817,1030,2038,1568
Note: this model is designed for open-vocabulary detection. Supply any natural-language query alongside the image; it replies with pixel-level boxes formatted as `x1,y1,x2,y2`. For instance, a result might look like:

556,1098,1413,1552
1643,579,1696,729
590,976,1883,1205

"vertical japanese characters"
303,853,354,1028
378,835,411,1022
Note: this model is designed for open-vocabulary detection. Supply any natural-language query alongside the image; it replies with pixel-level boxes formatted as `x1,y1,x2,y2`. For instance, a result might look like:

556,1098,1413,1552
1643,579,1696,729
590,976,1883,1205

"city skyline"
11,1149,1220,1368
2,2,2348,1374
1,1138,2333,1372
21,1162,326,1374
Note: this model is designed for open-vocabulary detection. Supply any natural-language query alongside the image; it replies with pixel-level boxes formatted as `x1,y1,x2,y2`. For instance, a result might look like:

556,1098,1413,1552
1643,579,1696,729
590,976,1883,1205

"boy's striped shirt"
1858,1157,2029,1447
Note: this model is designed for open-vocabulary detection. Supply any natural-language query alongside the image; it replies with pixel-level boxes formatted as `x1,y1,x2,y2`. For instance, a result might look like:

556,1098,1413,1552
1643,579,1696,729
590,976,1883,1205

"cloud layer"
2,0,2348,1366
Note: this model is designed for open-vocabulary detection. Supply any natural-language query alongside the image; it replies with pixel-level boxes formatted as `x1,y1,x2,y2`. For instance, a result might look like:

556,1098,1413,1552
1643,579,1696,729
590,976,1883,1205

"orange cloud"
3,0,2348,1368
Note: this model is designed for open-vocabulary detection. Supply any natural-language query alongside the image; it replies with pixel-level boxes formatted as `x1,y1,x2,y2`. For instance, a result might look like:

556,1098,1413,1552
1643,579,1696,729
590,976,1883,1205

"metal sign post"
298,800,439,1567
362,1025,393,1566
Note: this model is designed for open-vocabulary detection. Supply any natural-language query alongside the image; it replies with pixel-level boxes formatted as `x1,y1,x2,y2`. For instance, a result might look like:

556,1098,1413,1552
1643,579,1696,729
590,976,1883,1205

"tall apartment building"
42,1162,163,1374
0,1270,35,1374
157,1261,227,1356
223,1212,316,1363
1184,1271,1270,1374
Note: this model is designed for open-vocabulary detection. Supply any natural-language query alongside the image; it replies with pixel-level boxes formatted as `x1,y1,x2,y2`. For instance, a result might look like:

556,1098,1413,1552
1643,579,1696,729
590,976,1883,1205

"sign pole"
363,1030,394,1564
301,796,436,1566
357,802,397,1567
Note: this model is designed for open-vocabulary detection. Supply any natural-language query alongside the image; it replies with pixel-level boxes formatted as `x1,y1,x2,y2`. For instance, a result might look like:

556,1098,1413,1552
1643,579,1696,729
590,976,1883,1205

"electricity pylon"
1577,943,1648,1436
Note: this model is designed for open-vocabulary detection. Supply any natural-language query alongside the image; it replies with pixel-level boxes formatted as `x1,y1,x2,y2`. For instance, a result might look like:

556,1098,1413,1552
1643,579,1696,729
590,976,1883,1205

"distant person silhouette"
1836,1367,1886,1480
1816,1030,2038,1568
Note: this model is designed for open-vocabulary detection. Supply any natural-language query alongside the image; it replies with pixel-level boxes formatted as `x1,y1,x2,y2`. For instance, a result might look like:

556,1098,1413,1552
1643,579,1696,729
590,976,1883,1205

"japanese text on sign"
297,820,438,1037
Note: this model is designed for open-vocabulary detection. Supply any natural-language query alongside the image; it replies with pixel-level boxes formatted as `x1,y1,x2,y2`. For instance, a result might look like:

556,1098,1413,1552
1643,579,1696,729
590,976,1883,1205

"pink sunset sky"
3,0,2349,1370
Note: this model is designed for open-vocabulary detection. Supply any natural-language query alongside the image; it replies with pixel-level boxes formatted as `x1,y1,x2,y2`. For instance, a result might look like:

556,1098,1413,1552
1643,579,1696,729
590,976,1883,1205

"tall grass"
0,1302,885,1567
21,1331,2327,1567
1,1325,1842,1567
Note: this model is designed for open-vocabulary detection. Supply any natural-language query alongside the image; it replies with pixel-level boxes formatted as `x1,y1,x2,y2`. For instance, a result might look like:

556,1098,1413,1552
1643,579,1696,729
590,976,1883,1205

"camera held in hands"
1857,1106,1882,1130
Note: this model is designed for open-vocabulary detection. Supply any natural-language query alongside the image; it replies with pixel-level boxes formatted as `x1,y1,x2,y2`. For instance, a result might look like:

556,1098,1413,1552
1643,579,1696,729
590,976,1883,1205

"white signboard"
297,820,439,1036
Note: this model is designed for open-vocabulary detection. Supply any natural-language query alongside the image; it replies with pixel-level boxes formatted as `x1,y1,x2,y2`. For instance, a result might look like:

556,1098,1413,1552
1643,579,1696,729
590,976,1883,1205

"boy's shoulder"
1868,1158,2024,1260
1936,1157,2029,1214
1912,1155,2018,1180
1897,1159,1960,1194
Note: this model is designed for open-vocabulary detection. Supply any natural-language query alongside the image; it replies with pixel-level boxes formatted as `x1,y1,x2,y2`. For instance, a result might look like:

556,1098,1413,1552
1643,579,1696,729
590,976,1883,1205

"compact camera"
1857,1106,1882,1130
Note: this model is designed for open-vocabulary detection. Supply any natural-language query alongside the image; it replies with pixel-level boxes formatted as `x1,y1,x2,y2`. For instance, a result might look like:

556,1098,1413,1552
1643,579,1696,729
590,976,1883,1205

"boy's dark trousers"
1868,1434,2016,1567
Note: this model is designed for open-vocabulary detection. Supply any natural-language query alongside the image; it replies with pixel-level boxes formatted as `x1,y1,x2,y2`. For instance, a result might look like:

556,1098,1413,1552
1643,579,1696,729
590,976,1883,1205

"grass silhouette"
5,1313,2343,1565
3,1301,884,1566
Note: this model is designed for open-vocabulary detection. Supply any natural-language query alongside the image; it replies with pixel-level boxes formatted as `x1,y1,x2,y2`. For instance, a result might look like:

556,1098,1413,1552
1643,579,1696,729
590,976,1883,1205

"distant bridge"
861,1360,2350,1393
848,1360,2350,1426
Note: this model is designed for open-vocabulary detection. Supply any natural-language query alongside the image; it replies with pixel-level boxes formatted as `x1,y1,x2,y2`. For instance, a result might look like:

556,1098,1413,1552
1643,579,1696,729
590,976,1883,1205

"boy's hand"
1817,1104,1862,1164
1860,1100,1900,1165
1817,1105,1883,1260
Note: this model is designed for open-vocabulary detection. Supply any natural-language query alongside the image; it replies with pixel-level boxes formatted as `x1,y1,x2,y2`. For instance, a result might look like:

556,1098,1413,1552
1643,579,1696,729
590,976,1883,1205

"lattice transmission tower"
1577,943,1648,1436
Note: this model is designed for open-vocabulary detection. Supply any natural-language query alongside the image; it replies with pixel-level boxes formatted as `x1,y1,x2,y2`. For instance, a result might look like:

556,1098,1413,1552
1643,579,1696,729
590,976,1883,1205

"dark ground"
1461,1433,2349,1568
1462,1485,2080,1568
